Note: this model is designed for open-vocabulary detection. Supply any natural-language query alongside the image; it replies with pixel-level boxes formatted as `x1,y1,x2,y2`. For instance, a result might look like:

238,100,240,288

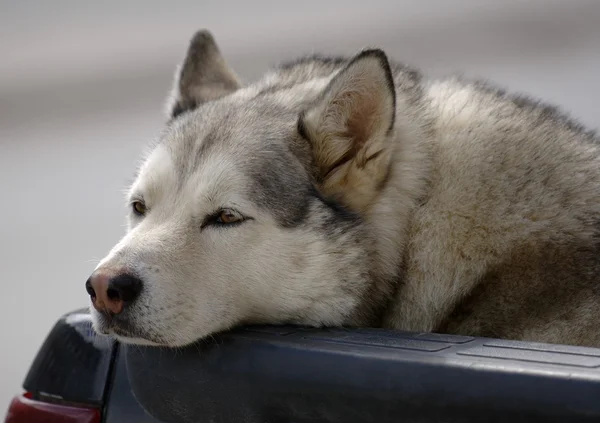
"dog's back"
381,75,600,346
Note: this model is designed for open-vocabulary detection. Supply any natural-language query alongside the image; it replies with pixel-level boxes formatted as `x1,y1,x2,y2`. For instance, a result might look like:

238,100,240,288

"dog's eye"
202,208,248,229
132,201,147,216
216,209,243,224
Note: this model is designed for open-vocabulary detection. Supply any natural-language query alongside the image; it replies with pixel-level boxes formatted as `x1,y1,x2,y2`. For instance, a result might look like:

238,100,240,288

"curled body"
86,30,600,348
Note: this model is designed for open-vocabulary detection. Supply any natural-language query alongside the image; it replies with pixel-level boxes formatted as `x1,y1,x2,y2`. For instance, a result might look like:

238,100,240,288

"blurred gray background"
1,0,600,413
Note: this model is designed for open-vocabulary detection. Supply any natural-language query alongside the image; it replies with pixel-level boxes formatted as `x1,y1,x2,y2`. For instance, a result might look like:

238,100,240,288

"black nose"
86,272,143,315
107,274,143,303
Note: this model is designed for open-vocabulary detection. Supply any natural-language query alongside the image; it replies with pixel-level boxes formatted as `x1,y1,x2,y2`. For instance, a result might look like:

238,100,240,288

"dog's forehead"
140,98,315,227
164,97,299,170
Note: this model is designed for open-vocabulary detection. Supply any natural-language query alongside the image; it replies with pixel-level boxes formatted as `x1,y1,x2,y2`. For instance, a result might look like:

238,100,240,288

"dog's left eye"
202,208,246,229
216,209,243,224
132,201,147,216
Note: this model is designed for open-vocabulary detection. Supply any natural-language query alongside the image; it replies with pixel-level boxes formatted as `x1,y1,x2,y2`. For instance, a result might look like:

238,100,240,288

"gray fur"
88,29,600,348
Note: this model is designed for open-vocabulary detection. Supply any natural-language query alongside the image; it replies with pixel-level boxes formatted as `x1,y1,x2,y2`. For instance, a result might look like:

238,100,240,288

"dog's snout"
86,271,143,315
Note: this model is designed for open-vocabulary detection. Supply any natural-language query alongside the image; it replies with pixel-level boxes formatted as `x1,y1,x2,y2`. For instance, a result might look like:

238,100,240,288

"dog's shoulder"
387,70,600,345
425,75,598,143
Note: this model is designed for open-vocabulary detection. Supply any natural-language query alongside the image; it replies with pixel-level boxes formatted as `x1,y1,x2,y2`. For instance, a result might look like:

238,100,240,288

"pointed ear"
167,30,242,119
299,49,396,212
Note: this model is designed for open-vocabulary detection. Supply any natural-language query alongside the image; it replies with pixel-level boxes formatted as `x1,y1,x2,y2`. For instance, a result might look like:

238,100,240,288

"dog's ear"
299,49,396,213
167,30,242,119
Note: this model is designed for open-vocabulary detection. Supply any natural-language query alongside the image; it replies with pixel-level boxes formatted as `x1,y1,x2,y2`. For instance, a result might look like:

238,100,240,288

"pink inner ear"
319,88,382,179
342,86,381,149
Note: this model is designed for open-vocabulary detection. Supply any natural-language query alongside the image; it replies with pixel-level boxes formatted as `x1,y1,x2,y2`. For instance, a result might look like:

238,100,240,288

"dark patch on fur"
247,143,314,229
190,125,224,178
356,272,400,327
297,111,309,141
439,237,600,346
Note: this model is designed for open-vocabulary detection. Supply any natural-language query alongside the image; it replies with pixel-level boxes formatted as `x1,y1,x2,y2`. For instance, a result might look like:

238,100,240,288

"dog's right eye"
132,201,147,216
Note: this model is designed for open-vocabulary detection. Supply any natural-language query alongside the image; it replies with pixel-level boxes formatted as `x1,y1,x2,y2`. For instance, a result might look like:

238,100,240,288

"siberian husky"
86,30,600,348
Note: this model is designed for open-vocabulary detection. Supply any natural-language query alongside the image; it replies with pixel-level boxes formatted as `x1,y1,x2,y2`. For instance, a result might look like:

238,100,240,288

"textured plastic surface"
125,326,600,423
22,309,115,407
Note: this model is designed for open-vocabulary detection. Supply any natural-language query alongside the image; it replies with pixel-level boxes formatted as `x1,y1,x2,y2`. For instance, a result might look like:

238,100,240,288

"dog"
86,29,600,348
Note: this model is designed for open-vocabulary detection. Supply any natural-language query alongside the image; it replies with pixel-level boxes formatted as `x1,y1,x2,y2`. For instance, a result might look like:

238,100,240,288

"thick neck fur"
260,60,436,328
358,94,434,324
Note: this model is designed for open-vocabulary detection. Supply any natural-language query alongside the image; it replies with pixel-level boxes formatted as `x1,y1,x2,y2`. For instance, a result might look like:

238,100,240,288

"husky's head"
86,30,423,347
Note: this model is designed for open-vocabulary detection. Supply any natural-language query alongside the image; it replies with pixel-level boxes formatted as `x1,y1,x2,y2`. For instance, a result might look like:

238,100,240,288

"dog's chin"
89,306,225,348
90,310,168,347
111,333,164,347
97,324,171,347
112,329,208,348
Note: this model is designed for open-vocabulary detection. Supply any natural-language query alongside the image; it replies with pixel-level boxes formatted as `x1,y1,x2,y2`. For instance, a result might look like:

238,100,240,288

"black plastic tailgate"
124,326,600,423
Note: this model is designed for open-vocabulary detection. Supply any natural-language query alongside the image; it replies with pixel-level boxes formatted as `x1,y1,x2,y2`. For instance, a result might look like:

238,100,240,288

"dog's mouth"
92,311,166,346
